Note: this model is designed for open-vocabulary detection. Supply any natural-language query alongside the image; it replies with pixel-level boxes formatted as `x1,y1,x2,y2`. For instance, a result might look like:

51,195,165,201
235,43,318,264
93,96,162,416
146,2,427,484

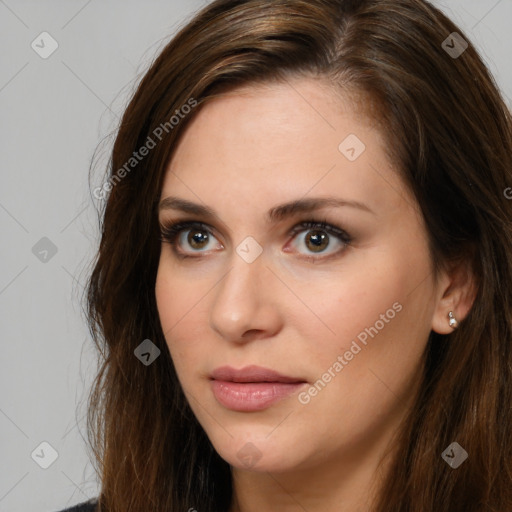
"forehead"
160,77,410,220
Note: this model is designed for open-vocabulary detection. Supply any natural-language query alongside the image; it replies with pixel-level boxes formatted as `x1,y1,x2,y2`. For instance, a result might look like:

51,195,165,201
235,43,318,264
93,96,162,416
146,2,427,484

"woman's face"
155,77,444,474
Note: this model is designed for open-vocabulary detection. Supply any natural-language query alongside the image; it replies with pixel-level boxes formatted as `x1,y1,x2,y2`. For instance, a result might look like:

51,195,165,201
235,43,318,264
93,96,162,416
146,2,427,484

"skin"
155,77,475,512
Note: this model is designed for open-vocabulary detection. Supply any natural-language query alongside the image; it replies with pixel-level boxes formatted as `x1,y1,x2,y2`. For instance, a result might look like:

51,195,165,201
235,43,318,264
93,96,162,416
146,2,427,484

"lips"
210,365,306,384
209,365,308,411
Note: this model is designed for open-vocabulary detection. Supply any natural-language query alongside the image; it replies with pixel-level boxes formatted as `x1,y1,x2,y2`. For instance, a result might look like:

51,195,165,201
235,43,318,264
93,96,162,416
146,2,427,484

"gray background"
0,1,510,511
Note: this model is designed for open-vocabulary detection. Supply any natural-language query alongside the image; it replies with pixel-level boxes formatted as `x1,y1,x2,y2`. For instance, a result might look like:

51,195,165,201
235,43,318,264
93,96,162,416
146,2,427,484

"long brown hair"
86,1,512,510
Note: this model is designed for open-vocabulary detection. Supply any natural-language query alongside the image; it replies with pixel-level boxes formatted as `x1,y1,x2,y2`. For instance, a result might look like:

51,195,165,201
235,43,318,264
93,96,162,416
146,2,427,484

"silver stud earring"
448,311,458,329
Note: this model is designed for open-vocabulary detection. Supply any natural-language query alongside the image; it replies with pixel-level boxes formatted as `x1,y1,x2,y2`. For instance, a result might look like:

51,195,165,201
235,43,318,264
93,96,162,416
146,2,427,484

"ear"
431,256,478,334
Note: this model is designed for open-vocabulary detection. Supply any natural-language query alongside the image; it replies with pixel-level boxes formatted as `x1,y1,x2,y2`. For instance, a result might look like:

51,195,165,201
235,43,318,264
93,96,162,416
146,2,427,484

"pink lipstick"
210,365,307,412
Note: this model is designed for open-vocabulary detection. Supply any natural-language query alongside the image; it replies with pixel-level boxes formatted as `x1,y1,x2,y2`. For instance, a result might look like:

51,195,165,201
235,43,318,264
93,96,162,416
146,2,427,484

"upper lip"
210,365,306,383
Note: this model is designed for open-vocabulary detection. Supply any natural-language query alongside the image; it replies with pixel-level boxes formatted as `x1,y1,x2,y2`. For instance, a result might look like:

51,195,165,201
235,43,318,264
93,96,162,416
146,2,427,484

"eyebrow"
158,195,375,222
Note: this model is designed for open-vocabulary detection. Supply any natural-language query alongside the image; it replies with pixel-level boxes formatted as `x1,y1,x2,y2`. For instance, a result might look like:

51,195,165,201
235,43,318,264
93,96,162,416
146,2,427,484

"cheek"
155,255,202,332
290,276,428,445
155,262,212,378
155,265,176,338
155,282,217,437
296,261,399,342
296,247,433,388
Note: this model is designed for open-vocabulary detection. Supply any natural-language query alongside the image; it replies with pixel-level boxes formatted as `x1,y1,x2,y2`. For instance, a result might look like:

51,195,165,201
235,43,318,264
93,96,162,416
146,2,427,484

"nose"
209,249,282,343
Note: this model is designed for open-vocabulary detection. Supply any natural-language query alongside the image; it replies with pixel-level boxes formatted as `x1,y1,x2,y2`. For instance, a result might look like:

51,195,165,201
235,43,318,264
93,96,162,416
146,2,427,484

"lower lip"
210,380,307,411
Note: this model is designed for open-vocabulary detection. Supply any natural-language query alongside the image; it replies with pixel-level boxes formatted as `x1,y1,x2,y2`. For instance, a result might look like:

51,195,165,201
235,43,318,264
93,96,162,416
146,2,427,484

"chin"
206,427,304,472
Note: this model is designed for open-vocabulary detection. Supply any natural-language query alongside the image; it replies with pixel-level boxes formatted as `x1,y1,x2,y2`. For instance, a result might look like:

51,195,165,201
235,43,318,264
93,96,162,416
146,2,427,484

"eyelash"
159,218,352,261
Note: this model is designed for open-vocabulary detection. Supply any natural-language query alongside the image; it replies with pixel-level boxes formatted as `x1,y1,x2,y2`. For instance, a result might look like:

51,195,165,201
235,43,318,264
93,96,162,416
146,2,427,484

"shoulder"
53,497,98,512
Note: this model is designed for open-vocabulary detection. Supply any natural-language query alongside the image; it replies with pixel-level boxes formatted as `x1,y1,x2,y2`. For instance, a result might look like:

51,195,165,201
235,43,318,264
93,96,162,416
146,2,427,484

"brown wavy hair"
85,0,512,510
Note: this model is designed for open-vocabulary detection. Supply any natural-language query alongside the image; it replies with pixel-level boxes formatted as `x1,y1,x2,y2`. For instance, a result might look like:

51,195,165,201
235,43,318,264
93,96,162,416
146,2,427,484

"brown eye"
186,228,210,249
288,220,352,259
160,219,352,261
159,221,221,257
303,229,329,253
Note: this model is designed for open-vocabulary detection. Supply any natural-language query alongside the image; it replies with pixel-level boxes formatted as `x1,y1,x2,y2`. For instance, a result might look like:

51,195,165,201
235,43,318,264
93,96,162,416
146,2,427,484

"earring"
448,311,458,329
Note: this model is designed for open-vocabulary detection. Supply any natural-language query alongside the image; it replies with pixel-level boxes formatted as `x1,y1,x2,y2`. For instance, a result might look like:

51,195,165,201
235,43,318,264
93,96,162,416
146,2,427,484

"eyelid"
159,220,223,253
159,218,352,259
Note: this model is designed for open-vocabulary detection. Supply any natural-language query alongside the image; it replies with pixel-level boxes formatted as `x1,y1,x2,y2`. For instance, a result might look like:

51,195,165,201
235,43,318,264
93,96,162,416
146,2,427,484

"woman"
60,0,512,510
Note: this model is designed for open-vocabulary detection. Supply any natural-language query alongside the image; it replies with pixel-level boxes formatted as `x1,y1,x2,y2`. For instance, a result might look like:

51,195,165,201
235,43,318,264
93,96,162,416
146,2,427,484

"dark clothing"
54,498,97,511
